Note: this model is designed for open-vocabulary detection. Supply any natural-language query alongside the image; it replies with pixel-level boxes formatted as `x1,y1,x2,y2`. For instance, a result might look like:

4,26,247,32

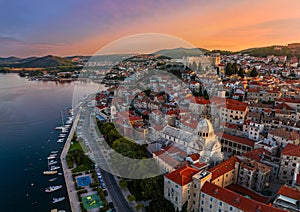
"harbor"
0,73,73,211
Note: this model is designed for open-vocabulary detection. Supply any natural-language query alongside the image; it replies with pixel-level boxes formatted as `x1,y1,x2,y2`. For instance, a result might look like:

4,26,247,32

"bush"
127,194,136,202
119,179,128,189
77,193,82,202
90,182,100,188
75,185,84,190
97,188,109,211
80,203,87,212
77,189,88,195
136,204,144,211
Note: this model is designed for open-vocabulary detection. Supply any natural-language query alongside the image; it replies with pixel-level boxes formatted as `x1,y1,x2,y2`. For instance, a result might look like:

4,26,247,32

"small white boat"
55,126,64,130
45,185,62,193
57,138,64,143
53,197,65,203
51,151,58,154
49,160,58,165
58,134,66,139
43,170,57,175
49,177,58,182
50,166,61,171
47,156,57,160
58,172,63,176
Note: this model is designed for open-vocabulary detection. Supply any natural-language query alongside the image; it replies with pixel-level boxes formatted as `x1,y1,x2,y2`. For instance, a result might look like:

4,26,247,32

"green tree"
203,90,209,100
250,67,259,77
135,204,144,211
127,195,136,202
238,67,245,78
225,63,233,76
232,63,238,75
119,179,128,189
146,198,175,212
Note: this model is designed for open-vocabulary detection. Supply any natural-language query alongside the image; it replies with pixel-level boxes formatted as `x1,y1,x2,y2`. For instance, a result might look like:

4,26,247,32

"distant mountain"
153,47,209,59
0,56,22,64
0,55,74,68
213,43,300,58
238,46,294,57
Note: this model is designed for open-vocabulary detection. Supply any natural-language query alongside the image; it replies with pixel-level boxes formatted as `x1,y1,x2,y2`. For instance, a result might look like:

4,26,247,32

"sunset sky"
1,0,300,57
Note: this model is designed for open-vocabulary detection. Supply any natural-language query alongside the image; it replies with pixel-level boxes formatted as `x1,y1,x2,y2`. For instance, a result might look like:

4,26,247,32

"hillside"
239,46,295,57
0,55,74,68
13,55,73,68
153,47,209,58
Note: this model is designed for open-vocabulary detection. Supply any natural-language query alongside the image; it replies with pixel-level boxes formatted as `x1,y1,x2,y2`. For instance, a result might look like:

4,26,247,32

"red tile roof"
209,156,240,180
281,143,300,157
216,132,255,147
226,184,269,203
276,98,300,104
297,173,300,185
269,129,300,141
243,148,271,162
274,103,294,111
165,165,200,186
187,153,200,161
191,162,207,169
277,185,300,200
195,97,210,105
201,182,285,212
225,99,248,111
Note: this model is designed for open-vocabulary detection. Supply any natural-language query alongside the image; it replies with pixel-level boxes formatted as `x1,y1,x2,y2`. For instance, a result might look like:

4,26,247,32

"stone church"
161,118,224,165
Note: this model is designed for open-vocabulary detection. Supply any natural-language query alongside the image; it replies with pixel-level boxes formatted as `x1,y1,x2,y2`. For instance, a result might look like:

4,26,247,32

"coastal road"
80,102,134,212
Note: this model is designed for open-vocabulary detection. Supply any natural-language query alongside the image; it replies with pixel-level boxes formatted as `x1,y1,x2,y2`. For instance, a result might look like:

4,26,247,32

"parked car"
103,190,108,196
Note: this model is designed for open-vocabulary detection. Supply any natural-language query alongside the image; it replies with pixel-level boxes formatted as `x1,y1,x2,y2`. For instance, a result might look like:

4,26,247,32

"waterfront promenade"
61,109,82,212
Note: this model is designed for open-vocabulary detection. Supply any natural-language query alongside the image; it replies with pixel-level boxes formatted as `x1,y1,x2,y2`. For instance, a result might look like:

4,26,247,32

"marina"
0,74,72,211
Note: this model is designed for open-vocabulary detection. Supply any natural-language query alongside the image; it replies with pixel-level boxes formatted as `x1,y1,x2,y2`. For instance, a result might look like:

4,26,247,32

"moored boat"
53,197,65,203
49,177,58,182
45,185,62,193
47,156,56,160
43,170,57,175
49,160,58,166
50,166,60,171
57,138,64,143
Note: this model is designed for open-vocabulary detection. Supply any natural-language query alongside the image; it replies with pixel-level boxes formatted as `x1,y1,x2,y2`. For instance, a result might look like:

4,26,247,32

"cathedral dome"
197,118,214,137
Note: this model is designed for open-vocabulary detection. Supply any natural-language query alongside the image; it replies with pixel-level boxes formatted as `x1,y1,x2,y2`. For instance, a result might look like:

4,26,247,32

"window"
201,201,204,205
210,197,213,201
210,205,212,209
230,206,233,211
219,202,222,206
202,194,205,198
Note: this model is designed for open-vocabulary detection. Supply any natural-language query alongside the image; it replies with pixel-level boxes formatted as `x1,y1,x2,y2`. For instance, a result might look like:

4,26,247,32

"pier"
60,109,82,212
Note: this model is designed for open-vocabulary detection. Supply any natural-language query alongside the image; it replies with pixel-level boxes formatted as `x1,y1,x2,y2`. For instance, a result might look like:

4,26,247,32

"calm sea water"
0,74,73,212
